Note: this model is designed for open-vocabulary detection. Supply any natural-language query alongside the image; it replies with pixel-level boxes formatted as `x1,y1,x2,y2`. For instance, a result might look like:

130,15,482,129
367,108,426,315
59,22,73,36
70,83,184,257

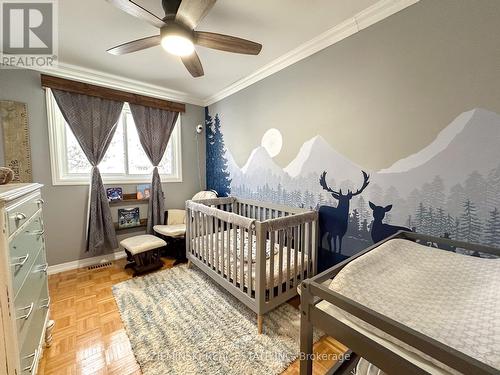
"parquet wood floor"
37,258,346,375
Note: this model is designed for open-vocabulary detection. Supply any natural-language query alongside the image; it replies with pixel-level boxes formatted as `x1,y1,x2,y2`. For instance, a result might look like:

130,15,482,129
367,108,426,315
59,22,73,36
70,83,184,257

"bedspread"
327,238,500,373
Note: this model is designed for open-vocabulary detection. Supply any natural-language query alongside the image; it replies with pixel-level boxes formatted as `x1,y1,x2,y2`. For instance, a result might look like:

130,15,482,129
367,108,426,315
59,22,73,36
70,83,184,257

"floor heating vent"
88,262,113,270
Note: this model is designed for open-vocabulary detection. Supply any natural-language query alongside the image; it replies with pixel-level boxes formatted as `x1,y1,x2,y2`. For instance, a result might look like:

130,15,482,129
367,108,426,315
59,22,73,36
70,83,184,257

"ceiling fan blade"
176,0,216,29
107,0,165,28
107,35,161,55
195,32,262,55
181,51,204,77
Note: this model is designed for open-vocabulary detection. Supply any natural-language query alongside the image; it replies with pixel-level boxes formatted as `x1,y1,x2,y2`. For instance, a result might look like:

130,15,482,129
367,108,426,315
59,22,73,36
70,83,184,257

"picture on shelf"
136,184,151,200
118,207,140,228
106,187,123,202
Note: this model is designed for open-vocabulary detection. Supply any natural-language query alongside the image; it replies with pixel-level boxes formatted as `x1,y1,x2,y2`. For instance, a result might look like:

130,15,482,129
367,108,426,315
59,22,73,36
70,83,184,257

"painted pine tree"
459,200,482,243
453,218,460,240
445,214,455,237
350,209,360,235
357,196,369,224
427,207,435,236
415,203,426,233
484,207,500,247
205,110,231,196
435,207,445,237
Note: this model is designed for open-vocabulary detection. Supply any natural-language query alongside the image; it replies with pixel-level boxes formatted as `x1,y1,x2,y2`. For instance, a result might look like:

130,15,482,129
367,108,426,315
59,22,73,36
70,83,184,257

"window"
46,89,182,185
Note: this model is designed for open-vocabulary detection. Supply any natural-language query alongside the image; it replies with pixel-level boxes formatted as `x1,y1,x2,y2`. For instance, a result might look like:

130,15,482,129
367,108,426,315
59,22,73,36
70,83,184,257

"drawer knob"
11,253,29,267
22,349,39,372
13,212,27,221
36,198,45,206
37,263,49,274
17,302,34,320
40,297,51,309
30,229,45,236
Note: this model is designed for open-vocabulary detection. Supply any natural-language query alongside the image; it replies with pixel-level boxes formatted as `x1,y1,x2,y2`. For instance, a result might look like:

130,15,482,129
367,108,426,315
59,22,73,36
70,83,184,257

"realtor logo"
0,0,58,68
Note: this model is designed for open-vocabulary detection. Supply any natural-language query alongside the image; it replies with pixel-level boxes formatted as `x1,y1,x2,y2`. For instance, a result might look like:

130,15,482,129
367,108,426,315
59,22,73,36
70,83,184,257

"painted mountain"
375,108,500,195
208,108,500,265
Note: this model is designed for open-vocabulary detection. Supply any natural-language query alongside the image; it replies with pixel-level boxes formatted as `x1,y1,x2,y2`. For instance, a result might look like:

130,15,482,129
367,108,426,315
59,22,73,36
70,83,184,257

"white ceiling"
56,0,389,103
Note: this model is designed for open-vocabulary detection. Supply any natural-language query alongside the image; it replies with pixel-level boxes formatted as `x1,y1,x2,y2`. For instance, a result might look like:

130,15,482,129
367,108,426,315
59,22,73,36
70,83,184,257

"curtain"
129,104,179,233
52,89,124,254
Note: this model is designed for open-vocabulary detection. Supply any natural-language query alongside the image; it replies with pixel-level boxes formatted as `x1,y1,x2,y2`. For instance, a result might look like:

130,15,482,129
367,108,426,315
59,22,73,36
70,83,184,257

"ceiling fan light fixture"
160,23,194,56
161,34,194,56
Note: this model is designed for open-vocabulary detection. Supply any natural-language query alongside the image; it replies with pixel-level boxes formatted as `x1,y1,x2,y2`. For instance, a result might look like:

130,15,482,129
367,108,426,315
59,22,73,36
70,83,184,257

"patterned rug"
113,265,317,375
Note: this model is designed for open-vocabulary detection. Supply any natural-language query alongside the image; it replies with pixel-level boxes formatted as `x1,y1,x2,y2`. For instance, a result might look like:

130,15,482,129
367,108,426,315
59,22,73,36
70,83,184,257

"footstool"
120,234,166,276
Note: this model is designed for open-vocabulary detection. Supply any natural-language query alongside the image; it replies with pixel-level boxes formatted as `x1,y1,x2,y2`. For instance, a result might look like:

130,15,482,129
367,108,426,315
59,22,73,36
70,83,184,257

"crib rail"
235,198,306,220
186,197,318,316
257,211,318,312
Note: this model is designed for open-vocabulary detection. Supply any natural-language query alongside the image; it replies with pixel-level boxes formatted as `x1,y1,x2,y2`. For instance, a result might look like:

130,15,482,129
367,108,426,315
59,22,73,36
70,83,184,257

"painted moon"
261,128,283,157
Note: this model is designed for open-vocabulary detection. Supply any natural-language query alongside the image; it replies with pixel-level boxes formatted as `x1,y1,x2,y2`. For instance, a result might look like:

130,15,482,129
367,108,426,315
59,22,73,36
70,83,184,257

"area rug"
112,265,320,375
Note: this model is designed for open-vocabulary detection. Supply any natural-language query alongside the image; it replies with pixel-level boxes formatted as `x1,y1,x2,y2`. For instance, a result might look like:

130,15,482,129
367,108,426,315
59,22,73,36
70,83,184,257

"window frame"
46,89,183,186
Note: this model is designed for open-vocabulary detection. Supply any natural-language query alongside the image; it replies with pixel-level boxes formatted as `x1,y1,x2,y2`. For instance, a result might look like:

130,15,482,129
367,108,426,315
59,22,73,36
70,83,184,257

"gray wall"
0,69,205,265
209,0,500,171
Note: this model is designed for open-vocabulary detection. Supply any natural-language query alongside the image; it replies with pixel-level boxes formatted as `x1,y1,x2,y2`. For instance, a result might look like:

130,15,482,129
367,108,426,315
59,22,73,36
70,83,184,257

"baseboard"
47,250,126,275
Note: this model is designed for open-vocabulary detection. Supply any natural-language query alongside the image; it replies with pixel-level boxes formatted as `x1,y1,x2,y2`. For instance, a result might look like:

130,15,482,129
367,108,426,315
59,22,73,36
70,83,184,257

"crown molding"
33,0,419,108
202,0,420,106
36,63,205,106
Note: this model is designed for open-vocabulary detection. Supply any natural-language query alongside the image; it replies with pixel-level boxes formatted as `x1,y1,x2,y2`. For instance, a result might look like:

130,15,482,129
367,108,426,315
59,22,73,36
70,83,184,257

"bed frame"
185,197,318,334
299,231,500,375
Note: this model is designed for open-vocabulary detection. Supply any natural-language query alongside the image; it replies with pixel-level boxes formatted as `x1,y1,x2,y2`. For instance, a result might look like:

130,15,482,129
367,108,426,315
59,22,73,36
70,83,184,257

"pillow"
167,209,186,225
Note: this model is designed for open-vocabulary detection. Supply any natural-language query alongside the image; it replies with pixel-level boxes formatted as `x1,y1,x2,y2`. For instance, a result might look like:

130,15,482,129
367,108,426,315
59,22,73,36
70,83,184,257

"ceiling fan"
106,0,263,77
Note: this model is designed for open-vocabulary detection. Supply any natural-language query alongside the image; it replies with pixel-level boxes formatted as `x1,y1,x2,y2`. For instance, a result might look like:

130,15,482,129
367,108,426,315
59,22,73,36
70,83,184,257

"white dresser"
0,183,51,375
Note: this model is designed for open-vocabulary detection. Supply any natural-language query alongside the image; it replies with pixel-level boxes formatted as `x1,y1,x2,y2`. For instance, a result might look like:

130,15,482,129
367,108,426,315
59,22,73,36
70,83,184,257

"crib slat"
307,221,313,277
232,224,237,286
300,223,305,283
208,214,212,266
226,222,231,281
240,227,245,292
286,229,291,292
192,210,196,256
312,220,318,275
214,218,219,271
195,211,200,258
220,220,225,275
269,230,275,299
294,225,299,289
209,216,214,268
278,229,284,296
247,229,253,297
203,213,208,264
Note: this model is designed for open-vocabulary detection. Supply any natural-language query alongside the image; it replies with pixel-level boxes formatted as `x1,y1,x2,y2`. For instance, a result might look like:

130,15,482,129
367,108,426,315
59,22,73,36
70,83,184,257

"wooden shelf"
114,218,147,232
109,198,149,206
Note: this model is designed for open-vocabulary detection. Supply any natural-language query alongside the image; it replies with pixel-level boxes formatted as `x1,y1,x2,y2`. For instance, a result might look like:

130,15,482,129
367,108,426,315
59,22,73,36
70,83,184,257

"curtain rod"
40,74,186,113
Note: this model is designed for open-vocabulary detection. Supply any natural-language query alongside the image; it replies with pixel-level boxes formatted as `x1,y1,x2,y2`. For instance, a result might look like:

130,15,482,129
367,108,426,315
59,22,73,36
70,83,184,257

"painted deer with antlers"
319,171,370,253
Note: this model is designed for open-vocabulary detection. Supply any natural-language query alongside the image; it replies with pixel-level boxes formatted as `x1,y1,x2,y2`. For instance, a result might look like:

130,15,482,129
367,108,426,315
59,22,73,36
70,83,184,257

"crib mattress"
322,238,500,374
190,232,311,290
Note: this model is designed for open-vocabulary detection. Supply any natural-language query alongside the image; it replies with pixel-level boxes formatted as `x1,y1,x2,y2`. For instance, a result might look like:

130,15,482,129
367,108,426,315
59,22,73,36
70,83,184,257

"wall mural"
206,108,500,270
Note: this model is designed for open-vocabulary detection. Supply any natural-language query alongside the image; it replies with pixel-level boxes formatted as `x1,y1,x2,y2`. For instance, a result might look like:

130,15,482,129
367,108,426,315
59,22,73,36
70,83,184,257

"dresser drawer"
15,247,48,343
10,213,45,299
18,286,48,375
6,191,43,236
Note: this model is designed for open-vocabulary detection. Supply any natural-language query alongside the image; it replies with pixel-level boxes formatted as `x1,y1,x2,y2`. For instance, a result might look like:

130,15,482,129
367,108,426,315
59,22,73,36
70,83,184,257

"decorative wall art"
0,101,33,182
206,108,500,270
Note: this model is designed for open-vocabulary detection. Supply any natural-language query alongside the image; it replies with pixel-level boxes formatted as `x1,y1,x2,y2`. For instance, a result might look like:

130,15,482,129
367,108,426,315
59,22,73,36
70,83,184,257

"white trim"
38,62,204,106
35,0,419,107
202,0,420,106
46,89,183,185
47,250,126,275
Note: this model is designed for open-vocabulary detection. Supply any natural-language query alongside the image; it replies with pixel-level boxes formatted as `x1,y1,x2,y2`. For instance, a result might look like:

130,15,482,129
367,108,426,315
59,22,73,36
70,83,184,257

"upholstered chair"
153,190,217,263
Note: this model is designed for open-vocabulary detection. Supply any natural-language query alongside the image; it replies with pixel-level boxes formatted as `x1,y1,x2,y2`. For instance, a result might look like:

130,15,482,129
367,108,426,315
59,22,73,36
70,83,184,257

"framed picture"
118,207,140,228
106,187,123,202
136,184,151,200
